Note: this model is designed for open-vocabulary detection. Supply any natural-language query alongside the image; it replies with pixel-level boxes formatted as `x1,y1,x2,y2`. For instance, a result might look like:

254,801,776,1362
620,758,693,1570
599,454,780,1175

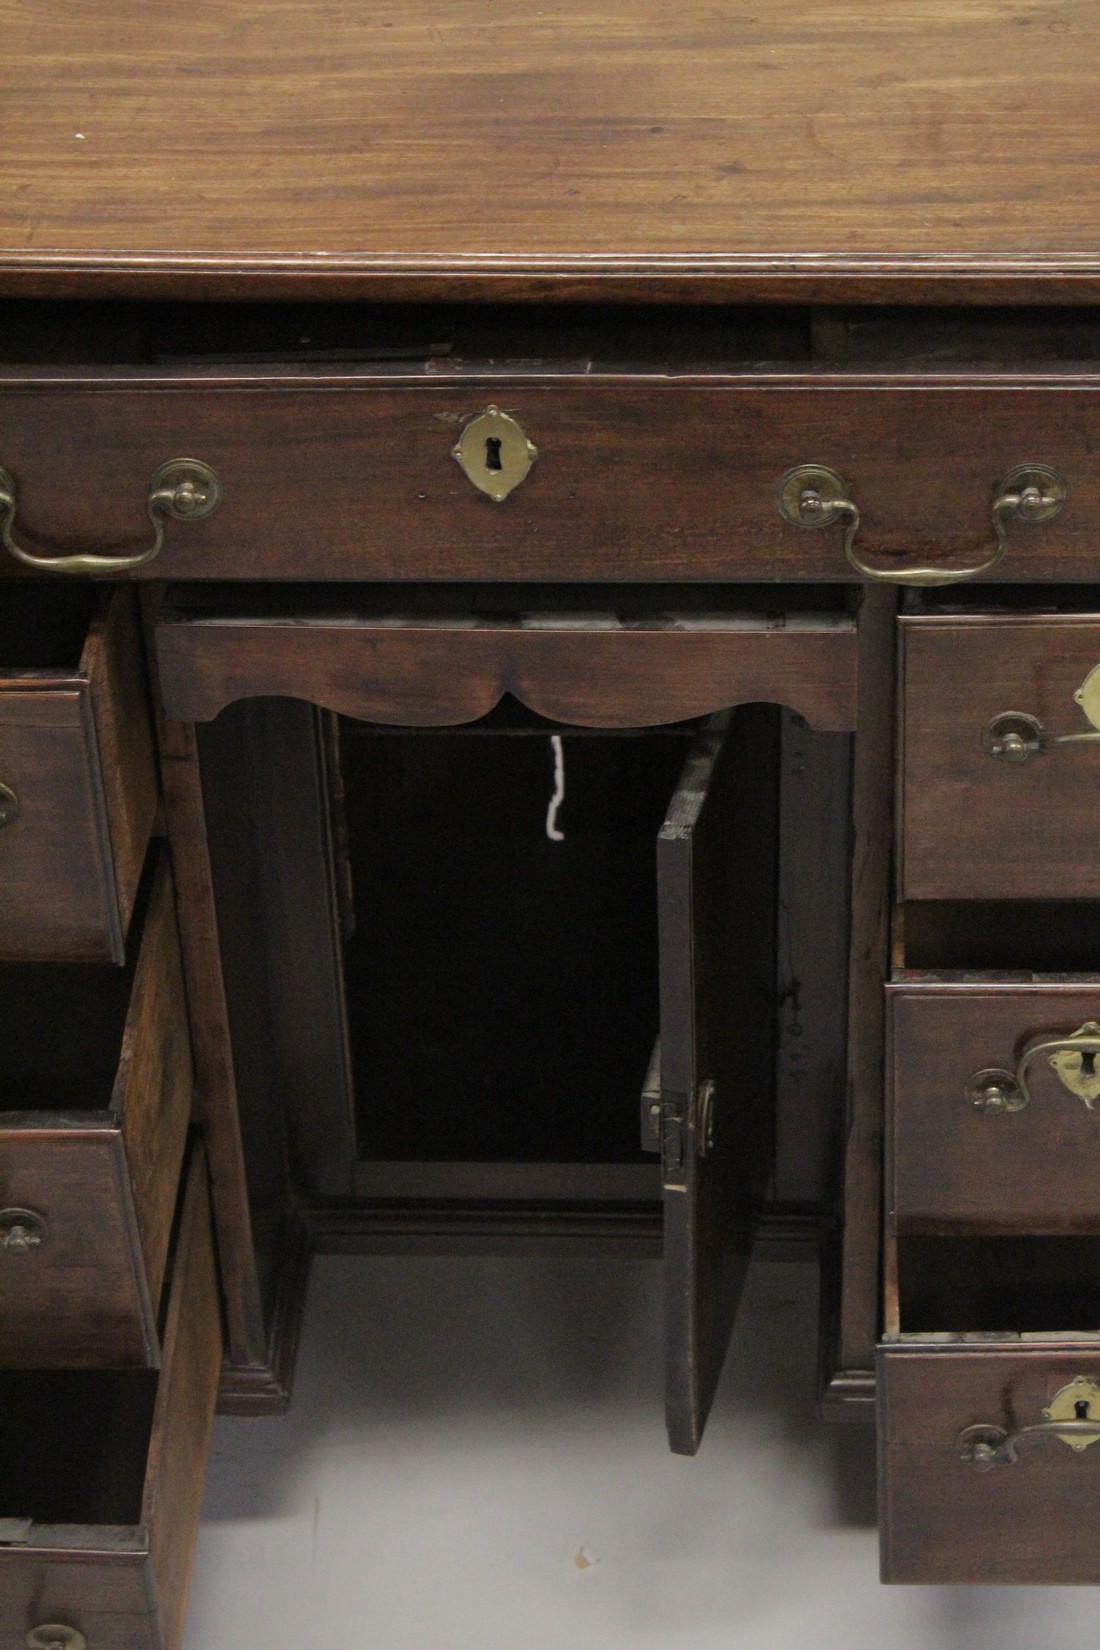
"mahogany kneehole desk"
4,2,1100,1639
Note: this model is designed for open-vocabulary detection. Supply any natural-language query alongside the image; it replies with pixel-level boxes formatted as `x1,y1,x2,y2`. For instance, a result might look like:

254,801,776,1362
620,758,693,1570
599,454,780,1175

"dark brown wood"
3,372,1100,581
88,588,161,942
0,852,191,1367
890,981,1100,1235
879,1343,1100,1584
0,1146,222,1650
217,1212,312,1416
0,587,157,962
0,0,1099,303
156,609,858,732
155,717,269,1370
901,615,1100,900
205,700,356,1201
821,585,896,1415
660,707,779,1455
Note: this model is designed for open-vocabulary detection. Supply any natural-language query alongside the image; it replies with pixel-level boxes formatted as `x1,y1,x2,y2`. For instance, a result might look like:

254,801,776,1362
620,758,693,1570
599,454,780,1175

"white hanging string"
546,735,566,842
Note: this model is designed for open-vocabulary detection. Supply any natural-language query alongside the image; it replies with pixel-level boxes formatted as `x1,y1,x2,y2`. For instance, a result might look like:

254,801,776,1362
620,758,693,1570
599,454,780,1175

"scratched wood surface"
0,0,1098,300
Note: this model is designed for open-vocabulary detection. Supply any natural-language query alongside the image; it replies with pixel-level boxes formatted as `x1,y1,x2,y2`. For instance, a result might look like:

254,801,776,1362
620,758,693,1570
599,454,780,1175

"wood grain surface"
1,372,1096,584
0,587,156,962
155,610,859,731
900,615,1100,900
0,1,1098,300
0,853,191,1368
880,1344,1100,1583
890,982,1100,1236
0,1149,222,1650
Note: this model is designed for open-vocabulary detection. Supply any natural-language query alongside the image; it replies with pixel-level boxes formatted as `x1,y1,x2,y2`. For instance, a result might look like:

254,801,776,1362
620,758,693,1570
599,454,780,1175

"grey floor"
185,1254,1100,1650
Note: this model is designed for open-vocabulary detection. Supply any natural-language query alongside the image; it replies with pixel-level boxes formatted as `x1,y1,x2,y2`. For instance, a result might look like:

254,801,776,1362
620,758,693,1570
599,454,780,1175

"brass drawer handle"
959,1378,1100,1468
0,459,221,574
0,1208,49,1253
984,663,1100,763
777,463,1067,586
969,1020,1100,1115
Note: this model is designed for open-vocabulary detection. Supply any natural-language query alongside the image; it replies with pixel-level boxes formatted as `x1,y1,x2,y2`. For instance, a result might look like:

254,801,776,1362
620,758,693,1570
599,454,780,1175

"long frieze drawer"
879,1343,1100,1584
0,584,158,963
0,370,1096,582
900,615,1100,901
0,852,193,1367
889,982,1100,1235
0,1147,222,1650
154,597,859,731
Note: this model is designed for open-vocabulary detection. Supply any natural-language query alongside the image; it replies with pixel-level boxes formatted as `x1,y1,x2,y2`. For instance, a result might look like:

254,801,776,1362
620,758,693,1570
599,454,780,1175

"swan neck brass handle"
983,663,1100,763
959,1418,1100,1469
776,463,1068,587
969,1021,1100,1115
0,459,221,574
960,1377,1100,1468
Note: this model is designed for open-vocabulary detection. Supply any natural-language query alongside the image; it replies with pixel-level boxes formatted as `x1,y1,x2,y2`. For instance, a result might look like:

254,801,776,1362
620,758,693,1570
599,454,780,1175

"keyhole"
1075,1399,1090,1419
484,436,503,473
1082,1053,1097,1081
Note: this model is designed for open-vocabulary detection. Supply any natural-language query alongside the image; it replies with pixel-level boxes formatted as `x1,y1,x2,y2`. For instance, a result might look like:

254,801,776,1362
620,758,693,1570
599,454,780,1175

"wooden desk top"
1,0,1098,303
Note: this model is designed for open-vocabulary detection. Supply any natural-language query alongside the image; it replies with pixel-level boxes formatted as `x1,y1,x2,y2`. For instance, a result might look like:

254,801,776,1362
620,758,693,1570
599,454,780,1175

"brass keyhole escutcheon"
452,407,537,501
1043,1378,1100,1451
1047,1022,1100,1109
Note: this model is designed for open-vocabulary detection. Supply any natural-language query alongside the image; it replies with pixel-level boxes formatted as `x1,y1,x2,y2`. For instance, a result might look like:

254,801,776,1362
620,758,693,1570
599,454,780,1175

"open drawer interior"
0,1147,223,1649
0,851,194,1368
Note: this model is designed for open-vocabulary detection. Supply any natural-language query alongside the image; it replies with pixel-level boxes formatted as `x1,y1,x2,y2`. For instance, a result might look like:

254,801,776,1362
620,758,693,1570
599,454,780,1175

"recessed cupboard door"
658,708,779,1455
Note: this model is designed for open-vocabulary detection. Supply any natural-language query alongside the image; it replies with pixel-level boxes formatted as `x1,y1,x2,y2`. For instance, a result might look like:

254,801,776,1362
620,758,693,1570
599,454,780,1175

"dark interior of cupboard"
199,682,852,1258
338,716,688,1170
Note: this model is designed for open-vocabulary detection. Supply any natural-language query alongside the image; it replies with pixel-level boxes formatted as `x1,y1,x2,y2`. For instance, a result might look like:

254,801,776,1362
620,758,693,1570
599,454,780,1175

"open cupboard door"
657,708,779,1455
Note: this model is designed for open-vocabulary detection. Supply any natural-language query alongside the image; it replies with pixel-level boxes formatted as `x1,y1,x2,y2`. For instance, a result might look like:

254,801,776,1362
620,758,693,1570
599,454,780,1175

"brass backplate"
776,464,851,528
151,458,222,519
452,406,537,502
1048,1021,1100,1108
27,1629,88,1650
1074,664,1100,733
1042,1376,1100,1451
997,462,1068,525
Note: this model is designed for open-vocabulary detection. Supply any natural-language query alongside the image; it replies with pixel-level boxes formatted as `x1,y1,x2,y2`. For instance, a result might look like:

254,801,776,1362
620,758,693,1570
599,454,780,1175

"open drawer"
0,850,193,1367
880,1223,1100,1581
0,1145,222,1650
0,584,158,962
880,1341,1100,1584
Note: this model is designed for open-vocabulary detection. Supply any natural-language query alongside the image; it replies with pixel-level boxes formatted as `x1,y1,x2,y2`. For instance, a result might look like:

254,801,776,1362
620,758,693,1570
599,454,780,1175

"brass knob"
981,712,1044,763
968,1069,1026,1116
0,1208,49,1253
0,781,17,826
27,1628,87,1650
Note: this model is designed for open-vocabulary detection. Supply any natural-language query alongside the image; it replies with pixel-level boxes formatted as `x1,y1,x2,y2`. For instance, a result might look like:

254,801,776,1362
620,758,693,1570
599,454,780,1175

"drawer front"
901,616,1100,901
0,855,194,1367
0,590,158,964
880,1344,1100,1583
890,984,1100,1234
0,1148,222,1650
155,604,859,732
0,691,121,959
0,373,1095,583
